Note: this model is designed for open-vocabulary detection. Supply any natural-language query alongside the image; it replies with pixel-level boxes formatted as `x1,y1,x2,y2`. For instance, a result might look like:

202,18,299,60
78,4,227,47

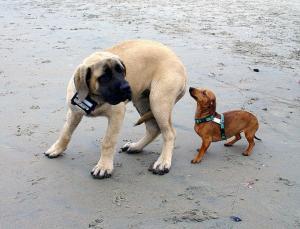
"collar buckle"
71,92,97,114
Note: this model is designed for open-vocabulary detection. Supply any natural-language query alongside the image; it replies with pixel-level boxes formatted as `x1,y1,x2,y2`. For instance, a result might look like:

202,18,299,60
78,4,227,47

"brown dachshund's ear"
74,64,91,101
209,99,216,113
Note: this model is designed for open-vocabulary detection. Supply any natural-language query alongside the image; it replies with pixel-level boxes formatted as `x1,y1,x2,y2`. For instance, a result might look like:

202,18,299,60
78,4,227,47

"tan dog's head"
189,87,216,114
74,52,131,105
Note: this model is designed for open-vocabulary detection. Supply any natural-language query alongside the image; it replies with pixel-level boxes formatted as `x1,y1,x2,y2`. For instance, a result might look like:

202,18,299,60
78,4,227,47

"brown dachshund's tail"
134,111,154,126
254,135,262,141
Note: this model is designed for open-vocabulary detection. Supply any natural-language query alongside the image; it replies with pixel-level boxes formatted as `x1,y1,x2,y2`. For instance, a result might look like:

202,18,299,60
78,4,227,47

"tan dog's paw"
91,159,113,179
44,143,66,158
148,158,171,175
120,142,142,154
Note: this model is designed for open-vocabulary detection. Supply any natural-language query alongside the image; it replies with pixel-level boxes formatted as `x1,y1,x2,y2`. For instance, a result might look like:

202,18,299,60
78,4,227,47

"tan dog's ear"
74,64,92,101
119,60,126,76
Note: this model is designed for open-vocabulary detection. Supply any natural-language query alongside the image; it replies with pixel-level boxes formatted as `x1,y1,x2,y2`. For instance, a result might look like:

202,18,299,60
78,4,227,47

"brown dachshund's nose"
189,87,195,94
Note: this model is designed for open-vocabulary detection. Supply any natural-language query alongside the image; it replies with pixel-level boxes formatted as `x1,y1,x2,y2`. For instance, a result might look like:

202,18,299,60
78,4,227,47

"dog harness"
195,114,226,140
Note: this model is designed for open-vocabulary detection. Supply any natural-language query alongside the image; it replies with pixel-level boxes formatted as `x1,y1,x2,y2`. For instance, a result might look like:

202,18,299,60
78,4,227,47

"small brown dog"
189,87,260,164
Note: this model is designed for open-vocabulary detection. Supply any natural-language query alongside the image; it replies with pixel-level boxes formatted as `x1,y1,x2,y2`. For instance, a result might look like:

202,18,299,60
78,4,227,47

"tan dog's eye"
99,68,112,84
202,90,206,96
115,64,123,73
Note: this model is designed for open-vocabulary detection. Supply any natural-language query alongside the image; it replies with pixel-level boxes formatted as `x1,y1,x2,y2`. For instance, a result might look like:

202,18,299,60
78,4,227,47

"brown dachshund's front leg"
191,137,212,164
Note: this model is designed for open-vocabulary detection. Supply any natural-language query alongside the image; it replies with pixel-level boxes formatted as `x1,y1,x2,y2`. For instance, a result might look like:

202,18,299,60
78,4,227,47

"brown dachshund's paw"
242,152,250,156
224,143,233,147
191,158,201,164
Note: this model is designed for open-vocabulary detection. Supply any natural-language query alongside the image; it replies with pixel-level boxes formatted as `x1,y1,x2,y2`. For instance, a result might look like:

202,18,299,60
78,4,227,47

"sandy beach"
0,0,299,228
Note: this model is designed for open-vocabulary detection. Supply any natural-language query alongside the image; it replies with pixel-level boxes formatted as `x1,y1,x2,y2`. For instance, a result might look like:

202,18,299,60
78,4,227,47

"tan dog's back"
107,40,186,101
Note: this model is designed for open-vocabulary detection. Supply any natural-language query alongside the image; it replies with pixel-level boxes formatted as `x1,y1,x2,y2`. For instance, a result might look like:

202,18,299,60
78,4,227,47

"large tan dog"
45,40,187,179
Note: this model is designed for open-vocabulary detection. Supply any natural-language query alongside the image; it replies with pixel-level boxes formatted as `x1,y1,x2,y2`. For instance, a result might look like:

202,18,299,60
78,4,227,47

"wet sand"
0,1,300,228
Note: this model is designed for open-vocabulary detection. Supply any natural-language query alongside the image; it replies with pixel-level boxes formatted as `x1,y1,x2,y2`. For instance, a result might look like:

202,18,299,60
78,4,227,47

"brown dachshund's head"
189,87,216,114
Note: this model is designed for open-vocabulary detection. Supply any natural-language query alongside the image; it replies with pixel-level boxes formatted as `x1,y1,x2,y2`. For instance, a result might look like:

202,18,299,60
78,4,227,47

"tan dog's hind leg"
191,137,212,164
121,99,160,153
224,133,241,147
123,120,160,153
91,104,125,179
45,109,83,158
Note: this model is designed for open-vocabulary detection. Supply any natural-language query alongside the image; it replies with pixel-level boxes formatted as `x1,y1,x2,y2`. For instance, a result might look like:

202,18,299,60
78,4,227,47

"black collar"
71,92,98,114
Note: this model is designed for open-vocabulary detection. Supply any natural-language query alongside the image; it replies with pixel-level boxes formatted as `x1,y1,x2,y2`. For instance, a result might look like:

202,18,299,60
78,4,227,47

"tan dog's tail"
254,135,262,141
134,111,154,126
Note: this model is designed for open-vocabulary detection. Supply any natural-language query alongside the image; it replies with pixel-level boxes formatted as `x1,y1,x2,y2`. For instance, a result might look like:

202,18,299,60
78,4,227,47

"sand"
0,0,299,228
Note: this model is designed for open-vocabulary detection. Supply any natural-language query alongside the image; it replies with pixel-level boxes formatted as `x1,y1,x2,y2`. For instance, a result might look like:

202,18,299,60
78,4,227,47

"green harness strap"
195,114,214,124
220,114,226,140
195,114,226,140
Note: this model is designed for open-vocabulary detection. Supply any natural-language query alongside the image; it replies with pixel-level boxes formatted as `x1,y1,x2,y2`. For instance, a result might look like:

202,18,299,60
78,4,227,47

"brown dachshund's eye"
202,91,206,96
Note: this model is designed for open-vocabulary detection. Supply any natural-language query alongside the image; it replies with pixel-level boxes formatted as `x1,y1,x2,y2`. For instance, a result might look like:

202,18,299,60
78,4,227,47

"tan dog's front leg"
191,137,211,164
45,109,83,158
91,104,125,179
